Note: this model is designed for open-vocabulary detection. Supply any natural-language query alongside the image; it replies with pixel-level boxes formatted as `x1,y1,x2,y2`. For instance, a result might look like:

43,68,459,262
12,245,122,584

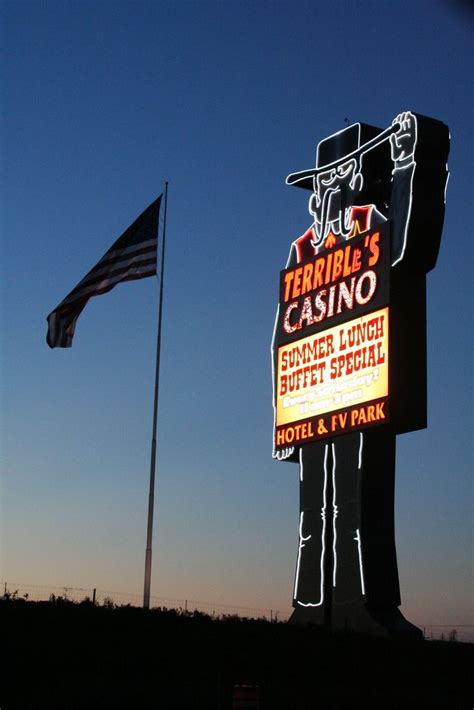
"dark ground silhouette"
1,597,472,709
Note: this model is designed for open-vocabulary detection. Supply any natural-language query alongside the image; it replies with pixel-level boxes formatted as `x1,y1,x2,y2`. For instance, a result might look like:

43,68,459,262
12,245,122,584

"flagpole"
143,182,168,609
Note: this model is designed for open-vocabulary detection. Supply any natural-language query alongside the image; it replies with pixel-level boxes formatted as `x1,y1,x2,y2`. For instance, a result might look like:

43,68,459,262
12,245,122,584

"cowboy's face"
310,158,362,239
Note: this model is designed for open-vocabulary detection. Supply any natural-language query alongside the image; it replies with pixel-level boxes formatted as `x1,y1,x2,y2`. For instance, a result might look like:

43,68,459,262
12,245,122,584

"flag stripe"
75,239,158,282
62,254,157,306
65,244,157,295
46,195,162,348
63,237,157,292
101,237,157,262
61,261,157,306
77,249,157,286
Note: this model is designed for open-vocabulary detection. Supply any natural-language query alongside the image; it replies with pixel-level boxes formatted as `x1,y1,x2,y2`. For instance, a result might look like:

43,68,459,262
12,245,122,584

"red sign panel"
273,224,390,449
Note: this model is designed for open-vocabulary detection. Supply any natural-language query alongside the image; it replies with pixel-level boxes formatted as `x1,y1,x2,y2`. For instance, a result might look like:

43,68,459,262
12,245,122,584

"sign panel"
273,224,390,449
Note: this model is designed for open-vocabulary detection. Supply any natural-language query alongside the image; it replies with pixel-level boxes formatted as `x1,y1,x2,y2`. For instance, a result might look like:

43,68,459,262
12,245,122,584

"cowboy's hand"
390,111,417,168
272,446,295,461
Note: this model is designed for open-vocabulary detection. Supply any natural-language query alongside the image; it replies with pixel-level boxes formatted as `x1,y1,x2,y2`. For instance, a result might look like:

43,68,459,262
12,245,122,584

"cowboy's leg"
332,430,401,608
293,441,329,609
332,432,365,606
360,429,401,608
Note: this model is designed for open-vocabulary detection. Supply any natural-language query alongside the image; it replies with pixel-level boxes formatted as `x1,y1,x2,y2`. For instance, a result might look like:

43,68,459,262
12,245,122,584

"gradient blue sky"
1,1,472,635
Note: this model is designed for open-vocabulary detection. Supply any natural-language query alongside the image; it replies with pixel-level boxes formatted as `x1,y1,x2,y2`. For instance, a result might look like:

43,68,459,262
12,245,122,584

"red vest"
293,205,373,263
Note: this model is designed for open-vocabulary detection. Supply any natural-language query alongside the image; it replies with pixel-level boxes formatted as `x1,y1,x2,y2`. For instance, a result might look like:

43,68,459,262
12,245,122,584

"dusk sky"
2,1,472,638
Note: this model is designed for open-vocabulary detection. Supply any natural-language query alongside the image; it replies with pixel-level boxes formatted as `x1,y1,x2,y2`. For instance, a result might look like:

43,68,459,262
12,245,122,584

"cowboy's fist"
272,446,295,461
390,111,417,168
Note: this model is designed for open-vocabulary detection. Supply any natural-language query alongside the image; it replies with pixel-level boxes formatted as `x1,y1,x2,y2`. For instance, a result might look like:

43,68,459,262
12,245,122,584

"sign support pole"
143,181,169,609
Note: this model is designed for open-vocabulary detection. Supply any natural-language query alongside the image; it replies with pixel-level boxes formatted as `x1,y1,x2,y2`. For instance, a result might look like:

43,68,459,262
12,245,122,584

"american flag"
46,195,162,348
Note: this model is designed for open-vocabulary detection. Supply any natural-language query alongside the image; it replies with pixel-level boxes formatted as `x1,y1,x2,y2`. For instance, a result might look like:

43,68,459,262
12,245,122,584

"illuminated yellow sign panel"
275,307,389,443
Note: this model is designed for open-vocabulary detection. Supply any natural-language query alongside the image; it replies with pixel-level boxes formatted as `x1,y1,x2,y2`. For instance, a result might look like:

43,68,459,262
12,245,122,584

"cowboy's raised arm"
388,112,417,267
388,111,449,273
